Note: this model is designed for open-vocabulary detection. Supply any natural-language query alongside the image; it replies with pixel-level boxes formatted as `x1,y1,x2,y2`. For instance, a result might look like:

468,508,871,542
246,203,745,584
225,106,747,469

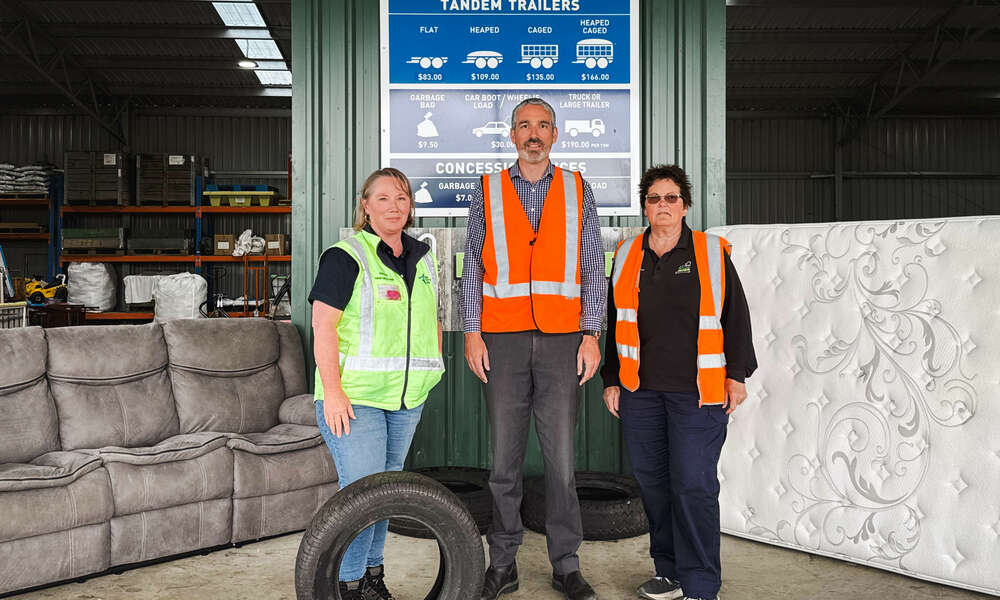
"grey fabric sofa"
0,319,337,595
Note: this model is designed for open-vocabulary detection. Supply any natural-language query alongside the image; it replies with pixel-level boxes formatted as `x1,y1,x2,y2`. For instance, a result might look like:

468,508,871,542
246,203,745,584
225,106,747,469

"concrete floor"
15,531,995,600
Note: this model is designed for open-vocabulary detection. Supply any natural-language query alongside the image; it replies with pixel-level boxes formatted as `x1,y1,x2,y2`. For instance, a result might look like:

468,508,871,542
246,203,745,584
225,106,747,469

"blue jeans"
315,400,425,582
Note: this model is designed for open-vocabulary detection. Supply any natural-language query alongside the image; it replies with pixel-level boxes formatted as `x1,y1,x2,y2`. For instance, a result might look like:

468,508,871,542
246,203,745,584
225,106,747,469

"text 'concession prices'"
380,0,640,216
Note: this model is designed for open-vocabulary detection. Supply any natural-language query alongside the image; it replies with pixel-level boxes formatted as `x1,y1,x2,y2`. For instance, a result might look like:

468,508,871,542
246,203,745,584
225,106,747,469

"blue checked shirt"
462,161,606,333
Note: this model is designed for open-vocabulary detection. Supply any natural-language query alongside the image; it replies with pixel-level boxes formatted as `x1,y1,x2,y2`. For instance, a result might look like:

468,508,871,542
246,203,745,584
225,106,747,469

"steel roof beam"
0,82,292,97
727,58,1000,74
728,28,1000,43
0,5,127,143
24,23,292,40
837,0,1000,143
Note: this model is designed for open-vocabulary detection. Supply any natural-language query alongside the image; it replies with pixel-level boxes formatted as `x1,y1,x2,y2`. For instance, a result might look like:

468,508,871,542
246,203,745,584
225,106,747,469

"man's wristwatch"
582,329,601,339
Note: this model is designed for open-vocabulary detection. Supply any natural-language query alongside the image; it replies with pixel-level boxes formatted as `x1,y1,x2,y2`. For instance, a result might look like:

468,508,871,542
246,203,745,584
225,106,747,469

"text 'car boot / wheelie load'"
295,471,485,600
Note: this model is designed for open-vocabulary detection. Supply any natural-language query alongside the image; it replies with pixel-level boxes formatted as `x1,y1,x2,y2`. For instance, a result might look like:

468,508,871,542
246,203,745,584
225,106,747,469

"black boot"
480,562,519,600
552,570,597,600
364,565,394,600
337,578,368,600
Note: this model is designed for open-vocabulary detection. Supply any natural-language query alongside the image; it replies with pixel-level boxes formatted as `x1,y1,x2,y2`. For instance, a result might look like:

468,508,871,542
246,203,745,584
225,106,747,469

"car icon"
463,50,503,69
472,121,510,137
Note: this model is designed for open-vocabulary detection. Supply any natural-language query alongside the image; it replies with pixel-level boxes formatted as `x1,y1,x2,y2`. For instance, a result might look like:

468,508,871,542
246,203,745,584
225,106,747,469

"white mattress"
706,217,1000,596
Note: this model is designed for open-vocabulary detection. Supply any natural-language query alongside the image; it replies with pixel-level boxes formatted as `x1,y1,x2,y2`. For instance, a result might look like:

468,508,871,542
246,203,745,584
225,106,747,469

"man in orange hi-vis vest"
462,98,605,600
600,165,757,600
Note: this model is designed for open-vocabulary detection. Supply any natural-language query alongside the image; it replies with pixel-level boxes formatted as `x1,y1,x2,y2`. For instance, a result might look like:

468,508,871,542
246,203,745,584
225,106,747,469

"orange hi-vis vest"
480,166,584,333
611,229,730,405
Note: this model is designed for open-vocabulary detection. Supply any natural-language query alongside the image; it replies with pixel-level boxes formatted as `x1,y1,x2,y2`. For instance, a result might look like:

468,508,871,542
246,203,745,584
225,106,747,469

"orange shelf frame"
61,254,197,264
61,205,291,215
200,205,291,214
0,233,49,240
200,255,291,262
0,197,49,206
62,205,196,215
85,312,154,321
61,254,290,265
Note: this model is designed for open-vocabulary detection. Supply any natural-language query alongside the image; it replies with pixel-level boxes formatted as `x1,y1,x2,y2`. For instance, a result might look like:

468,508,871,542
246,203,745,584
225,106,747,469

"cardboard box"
214,234,235,256
265,234,287,256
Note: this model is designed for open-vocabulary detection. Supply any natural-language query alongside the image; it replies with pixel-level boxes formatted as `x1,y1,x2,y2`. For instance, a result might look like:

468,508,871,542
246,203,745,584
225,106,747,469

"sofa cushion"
232,443,337,499
46,323,179,450
163,319,286,434
92,432,229,466
227,423,323,455
0,327,59,463
99,435,233,516
0,522,109,596
0,451,102,492
0,467,113,542
276,321,307,397
279,393,317,426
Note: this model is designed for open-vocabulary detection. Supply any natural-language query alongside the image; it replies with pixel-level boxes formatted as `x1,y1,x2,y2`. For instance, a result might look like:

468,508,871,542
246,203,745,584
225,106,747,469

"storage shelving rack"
0,174,62,281
59,175,291,321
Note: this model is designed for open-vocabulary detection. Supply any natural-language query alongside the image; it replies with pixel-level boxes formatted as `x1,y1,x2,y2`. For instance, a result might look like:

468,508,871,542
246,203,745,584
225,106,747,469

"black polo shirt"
308,225,430,310
600,221,757,392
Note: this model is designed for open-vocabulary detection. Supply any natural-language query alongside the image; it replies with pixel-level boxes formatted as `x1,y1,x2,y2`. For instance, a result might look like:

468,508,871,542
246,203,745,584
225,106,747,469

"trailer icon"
574,39,613,69
564,118,606,137
407,56,447,69
519,44,558,69
463,50,503,69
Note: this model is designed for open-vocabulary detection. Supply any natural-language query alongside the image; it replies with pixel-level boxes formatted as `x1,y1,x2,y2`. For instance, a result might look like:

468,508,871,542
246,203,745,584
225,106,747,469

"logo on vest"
675,260,692,275
378,284,402,301
419,273,431,286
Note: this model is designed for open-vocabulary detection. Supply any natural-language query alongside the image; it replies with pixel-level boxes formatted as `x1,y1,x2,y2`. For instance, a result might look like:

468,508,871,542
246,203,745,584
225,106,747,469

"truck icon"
574,39,613,69
472,121,510,137
407,56,447,69
564,118,606,137
463,50,503,69
519,44,558,69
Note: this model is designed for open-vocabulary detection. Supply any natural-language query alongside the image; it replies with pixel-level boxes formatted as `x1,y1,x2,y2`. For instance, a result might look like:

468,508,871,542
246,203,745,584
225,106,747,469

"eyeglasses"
645,193,683,205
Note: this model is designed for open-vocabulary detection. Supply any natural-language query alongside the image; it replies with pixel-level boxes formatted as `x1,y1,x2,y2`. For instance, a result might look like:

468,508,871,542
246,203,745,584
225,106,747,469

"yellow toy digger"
25,274,68,304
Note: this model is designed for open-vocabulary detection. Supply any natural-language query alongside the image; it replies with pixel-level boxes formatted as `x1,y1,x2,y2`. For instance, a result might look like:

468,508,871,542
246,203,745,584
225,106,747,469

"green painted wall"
292,0,725,474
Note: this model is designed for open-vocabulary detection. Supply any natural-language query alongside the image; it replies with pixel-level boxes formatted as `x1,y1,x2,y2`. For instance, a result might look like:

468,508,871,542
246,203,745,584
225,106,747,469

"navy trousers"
620,388,729,599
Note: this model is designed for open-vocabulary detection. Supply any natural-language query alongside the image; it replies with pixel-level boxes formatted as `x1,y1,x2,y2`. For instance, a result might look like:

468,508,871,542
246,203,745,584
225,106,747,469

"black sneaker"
365,565,394,600
636,576,683,599
338,578,368,600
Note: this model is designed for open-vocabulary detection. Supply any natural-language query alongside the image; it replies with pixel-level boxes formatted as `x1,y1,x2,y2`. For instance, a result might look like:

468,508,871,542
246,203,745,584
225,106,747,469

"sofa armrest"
279,393,317,426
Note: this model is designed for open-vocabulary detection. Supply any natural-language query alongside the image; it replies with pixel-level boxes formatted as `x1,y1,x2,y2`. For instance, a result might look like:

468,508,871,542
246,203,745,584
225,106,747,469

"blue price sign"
380,0,639,216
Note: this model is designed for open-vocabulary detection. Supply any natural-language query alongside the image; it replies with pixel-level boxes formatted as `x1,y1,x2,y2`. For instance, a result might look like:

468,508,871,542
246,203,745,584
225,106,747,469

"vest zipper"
527,237,542,332
399,275,412,410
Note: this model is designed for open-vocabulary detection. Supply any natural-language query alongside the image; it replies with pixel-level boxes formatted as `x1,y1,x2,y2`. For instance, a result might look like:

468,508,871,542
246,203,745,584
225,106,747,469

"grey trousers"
482,330,583,575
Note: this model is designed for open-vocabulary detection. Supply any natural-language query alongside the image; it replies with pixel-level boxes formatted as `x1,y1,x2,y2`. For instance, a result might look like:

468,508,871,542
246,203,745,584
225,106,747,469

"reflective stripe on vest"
337,240,444,374
611,230,729,405
480,166,583,332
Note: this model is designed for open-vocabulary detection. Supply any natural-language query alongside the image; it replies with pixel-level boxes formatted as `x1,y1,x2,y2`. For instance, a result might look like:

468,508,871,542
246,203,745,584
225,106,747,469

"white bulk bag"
67,262,117,311
152,273,207,322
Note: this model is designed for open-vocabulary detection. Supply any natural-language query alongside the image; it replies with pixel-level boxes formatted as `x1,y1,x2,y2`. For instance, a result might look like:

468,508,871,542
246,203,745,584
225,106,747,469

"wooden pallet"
61,247,126,256
0,223,44,233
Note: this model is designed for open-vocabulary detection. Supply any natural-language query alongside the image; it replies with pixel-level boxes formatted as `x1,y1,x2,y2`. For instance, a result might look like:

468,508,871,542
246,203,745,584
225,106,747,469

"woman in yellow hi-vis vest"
600,165,757,600
308,168,444,600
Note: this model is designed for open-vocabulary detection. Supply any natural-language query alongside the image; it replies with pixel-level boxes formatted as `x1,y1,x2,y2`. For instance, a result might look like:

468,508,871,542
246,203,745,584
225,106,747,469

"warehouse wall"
0,110,292,303
292,0,726,475
727,116,1000,225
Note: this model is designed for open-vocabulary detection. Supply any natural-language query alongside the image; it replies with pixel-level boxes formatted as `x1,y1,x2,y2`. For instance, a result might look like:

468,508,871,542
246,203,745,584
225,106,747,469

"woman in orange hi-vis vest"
600,165,757,600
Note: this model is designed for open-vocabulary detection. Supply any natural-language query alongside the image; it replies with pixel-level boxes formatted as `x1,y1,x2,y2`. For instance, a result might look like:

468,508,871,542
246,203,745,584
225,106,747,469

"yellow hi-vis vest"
314,229,444,410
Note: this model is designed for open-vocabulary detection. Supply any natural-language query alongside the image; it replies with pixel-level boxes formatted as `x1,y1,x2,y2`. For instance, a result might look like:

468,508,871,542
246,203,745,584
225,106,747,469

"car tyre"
295,471,485,600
